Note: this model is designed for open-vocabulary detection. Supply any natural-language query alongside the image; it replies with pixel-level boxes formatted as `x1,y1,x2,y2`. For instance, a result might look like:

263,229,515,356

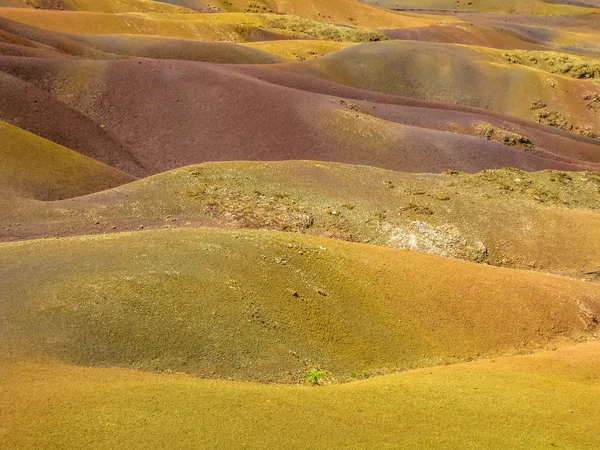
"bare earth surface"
0,0,599,448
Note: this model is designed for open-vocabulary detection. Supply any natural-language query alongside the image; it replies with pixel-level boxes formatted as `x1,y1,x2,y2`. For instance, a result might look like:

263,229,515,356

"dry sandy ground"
1,1,599,447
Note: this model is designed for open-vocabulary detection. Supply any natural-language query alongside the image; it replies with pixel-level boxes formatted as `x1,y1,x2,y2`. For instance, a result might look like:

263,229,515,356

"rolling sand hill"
277,41,600,136
0,15,291,60
0,56,598,177
363,0,600,15
133,0,459,28
0,8,391,42
1,228,598,382
0,0,197,13
2,161,599,281
0,0,457,30
383,17,600,53
2,342,600,448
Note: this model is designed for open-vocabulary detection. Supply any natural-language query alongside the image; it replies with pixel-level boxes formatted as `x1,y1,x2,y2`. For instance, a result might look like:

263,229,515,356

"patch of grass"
399,203,434,216
305,368,326,385
504,50,600,80
245,1,272,13
150,359,162,373
584,92,600,111
474,122,534,149
263,15,387,42
351,370,370,379
534,109,599,139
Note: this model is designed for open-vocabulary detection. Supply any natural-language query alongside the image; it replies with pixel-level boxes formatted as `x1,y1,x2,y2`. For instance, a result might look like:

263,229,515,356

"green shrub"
305,368,326,385
351,370,370,379
264,15,386,42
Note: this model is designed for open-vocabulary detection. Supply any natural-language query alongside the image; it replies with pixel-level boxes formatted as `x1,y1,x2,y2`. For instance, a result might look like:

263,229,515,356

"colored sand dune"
1,0,599,448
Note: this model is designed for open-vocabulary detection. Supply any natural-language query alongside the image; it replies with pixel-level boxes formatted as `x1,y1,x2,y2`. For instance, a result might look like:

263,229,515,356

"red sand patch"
0,56,597,177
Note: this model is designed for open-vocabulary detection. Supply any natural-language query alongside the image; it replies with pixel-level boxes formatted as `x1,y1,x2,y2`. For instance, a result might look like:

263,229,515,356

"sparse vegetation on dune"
473,122,535,148
3,161,600,280
262,15,387,42
502,49,600,79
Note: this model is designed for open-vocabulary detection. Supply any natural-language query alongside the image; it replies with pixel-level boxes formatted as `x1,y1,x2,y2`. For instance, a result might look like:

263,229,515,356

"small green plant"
150,359,162,373
305,368,326,385
351,370,370,379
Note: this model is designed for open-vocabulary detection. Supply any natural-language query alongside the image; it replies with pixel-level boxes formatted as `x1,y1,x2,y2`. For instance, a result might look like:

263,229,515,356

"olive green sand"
0,121,134,200
1,228,599,382
1,341,600,449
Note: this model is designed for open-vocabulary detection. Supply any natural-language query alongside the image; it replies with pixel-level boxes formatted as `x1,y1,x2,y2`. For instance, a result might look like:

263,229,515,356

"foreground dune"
2,342,600,448
1,228,598,382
